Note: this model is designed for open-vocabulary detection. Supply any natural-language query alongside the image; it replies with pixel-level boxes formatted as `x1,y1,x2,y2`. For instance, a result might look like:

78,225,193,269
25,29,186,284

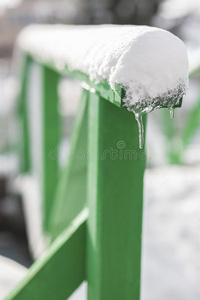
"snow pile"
142,165,200,300
17,25,189,110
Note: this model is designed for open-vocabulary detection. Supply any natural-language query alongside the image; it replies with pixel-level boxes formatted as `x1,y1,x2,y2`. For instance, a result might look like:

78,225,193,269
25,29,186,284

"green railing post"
87,92,146,300
18,55,31,173
42,65,60,233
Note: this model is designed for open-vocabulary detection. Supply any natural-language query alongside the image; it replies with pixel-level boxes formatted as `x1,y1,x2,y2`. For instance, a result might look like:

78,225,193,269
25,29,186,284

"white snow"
0,256,27,300
188,47,200,75
17,24,189,110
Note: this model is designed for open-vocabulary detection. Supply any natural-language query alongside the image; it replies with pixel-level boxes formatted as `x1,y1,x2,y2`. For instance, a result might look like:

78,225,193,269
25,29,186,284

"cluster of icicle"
123,80,187,148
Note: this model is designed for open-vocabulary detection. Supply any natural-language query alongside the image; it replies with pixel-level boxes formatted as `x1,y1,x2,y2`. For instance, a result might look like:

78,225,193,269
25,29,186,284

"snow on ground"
0,255,27,300
17,25,188,109
142,164,200,300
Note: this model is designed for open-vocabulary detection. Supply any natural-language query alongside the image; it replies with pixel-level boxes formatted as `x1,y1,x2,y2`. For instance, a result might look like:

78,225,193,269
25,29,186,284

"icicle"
169,107,174,118
131,109,144,149
130,106,153,149
127,95,179,149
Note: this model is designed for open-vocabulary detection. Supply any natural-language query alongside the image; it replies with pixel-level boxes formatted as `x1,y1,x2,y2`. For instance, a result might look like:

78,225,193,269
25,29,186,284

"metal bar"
42,65,60,233
26,54,183,110
87,92,146,300
26,55,123,107
63,67,123,108
18,55,31,173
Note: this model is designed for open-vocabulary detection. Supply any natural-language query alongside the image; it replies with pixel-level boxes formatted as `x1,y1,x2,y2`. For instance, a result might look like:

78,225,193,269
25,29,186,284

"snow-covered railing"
8,25,188,300
17,25,188,148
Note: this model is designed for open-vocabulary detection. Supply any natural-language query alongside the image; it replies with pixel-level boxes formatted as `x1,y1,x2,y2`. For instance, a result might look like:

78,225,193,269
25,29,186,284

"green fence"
7,52,147,299
7,31,187,298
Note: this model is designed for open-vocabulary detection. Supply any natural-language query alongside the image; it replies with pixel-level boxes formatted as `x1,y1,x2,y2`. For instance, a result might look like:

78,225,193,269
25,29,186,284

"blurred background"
0,0,200,299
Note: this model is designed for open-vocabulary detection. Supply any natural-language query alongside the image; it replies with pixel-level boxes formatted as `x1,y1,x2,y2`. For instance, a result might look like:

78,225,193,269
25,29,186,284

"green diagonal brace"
6,209,88,300
50,89,88,239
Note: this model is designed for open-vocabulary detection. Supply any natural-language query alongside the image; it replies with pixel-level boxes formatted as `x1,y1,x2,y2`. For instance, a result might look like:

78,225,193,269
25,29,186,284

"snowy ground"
142,164,200,300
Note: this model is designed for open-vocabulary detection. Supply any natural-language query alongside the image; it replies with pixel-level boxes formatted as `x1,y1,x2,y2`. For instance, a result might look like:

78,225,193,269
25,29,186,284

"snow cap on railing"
17,24,188,111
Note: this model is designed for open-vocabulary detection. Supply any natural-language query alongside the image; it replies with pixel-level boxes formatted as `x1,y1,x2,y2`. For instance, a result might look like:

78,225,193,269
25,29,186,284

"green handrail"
8,50,147,300
8,28,185,298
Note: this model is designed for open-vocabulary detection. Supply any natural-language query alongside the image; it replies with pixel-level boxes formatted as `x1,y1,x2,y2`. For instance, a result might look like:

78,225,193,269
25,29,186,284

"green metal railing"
7,52,146,300
7,45,184,299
